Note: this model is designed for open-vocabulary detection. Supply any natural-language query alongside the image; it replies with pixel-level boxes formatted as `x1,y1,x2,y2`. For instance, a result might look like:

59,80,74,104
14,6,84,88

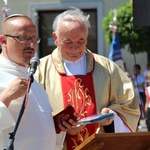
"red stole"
61,73,98,150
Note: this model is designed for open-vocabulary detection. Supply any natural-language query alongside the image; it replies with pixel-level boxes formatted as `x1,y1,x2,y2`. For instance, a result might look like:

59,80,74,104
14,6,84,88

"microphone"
29,56,40,76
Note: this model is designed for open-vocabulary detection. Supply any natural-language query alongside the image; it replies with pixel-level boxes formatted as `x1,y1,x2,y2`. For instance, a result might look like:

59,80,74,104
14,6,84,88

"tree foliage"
102,2,150,54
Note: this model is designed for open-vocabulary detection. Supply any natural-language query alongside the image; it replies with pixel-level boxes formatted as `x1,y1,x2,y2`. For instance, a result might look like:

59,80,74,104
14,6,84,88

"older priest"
35,48,140,149
35,7,140,150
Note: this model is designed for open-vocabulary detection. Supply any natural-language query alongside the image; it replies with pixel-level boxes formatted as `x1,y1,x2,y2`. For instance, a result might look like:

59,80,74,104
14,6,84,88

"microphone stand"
4,75,34,150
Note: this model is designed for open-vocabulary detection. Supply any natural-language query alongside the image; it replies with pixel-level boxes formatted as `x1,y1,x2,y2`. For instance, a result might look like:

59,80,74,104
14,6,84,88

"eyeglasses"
4,34,41,44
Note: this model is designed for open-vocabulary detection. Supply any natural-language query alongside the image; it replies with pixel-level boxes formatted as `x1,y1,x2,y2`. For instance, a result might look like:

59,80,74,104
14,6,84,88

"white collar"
62,53,86,75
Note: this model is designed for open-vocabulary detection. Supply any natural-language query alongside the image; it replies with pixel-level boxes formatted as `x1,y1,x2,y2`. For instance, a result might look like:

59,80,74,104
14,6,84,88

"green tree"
102,2,150,54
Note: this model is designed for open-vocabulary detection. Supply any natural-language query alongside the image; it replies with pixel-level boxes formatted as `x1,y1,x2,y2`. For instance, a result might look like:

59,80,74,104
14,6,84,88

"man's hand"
100,108,115,126
58,112,85,135
0,77,28,107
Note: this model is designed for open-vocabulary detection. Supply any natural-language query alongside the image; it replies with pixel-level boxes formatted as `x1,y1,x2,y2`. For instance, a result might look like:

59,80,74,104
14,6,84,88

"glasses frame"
4,34,41,44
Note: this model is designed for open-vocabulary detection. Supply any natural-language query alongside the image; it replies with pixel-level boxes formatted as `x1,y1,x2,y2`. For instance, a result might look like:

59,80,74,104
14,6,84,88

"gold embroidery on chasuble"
61,73,98,150
67,78,92,116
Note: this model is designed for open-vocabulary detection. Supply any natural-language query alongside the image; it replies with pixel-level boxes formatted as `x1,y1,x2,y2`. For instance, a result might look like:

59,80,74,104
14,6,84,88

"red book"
53,105,77,133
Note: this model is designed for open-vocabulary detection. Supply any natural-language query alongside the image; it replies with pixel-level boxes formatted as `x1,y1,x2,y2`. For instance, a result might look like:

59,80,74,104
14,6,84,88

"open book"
53,105,114,132
77,113,114,125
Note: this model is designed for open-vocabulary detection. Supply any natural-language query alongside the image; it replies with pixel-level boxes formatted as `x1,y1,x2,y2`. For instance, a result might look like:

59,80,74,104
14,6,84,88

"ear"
0,35,3,44
52,32,58,46
0,35,6,45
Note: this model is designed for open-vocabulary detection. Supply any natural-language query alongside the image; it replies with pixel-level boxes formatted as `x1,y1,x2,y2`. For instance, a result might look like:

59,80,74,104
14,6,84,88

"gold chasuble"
35,48,140,150
61,74,98,149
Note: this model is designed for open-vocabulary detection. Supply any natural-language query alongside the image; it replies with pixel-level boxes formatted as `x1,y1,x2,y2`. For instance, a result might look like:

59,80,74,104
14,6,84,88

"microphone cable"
4,74,34,150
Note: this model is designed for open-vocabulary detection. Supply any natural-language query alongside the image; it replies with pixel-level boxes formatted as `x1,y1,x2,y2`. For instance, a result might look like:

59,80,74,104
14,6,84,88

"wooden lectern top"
75,132,150,150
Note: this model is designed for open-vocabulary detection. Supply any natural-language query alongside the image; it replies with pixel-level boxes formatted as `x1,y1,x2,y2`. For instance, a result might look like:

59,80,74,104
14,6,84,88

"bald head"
2,14,36,34
0,14,37,66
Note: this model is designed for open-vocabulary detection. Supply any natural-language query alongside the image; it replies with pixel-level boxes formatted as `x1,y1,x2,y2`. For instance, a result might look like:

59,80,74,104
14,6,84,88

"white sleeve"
114,112,131,132
55,131,66,150
0,101,15,130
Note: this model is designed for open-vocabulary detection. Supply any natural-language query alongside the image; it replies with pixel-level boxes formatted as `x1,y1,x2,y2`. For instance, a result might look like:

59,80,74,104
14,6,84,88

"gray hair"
52,7,90,35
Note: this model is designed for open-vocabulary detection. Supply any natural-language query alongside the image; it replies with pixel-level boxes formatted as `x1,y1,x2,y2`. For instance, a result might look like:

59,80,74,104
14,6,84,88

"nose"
27,41,34,48
26,37,36,44
26,37,36,46
70,43,78,50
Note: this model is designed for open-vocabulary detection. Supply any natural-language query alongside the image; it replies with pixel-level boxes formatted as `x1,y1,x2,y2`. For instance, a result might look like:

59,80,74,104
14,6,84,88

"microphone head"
30,56,40,65
29,56,40,76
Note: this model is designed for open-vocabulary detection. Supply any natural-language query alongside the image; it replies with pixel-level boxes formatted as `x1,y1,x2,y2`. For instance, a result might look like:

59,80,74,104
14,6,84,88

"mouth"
26,50,34,54
24,50,35,60
24,48,35,54
68,52,81,56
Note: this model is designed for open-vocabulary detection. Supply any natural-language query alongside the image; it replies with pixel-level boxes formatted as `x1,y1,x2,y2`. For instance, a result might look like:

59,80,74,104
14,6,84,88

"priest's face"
53,20,88,61
1,17,37,66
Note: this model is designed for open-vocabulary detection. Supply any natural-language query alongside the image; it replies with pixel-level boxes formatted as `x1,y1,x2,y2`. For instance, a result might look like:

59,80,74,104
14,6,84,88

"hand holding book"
53,105,114,133
53,105,77,133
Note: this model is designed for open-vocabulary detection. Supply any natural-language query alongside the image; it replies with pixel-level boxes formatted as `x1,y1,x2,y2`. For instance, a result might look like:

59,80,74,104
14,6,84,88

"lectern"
75,132,150,150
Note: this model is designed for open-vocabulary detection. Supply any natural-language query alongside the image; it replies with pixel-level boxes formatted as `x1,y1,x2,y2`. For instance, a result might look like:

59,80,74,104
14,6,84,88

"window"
30,1,103,58
38,9,97,58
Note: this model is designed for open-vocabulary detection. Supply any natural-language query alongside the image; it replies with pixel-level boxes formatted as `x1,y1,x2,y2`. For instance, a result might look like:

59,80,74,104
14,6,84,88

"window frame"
30,1,104,57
